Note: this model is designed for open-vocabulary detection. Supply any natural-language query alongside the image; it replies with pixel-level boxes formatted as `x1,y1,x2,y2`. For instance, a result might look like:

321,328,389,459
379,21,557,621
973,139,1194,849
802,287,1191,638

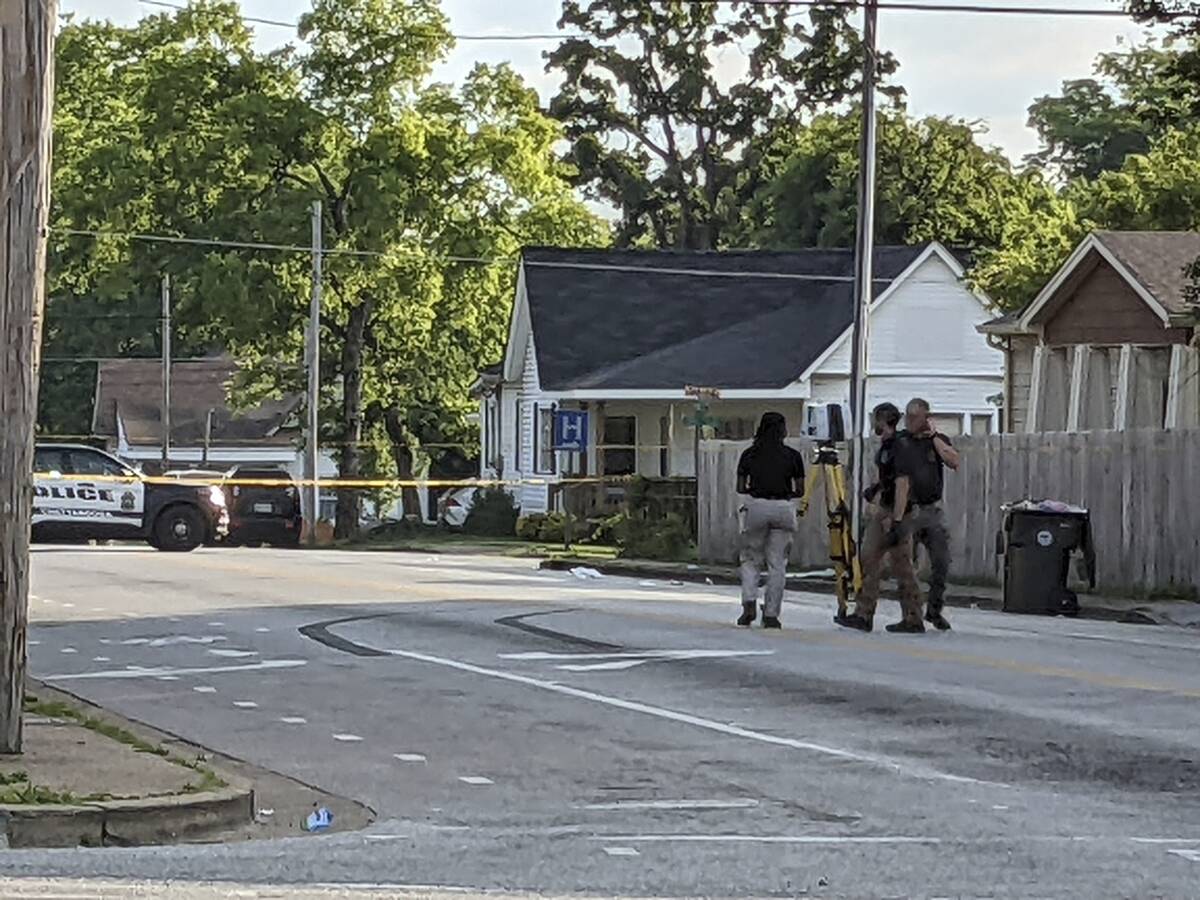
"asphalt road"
11,545,1200,898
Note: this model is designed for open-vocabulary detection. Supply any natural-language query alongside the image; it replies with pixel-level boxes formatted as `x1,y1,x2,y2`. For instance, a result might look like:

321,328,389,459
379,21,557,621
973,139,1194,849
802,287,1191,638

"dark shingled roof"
521,245,934,391
1095,231,1200,314
92,357,299,445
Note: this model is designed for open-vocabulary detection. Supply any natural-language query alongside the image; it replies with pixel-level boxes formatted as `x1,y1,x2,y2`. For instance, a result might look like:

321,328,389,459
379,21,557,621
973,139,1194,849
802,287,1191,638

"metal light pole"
848,0,879,543
305,200,322,544
160,274,171,467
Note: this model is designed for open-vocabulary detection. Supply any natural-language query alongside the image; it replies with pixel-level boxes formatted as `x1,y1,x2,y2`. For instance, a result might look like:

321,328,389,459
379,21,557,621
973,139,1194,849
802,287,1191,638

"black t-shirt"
876,434,900,508
737,443,805,500
895,431,951,505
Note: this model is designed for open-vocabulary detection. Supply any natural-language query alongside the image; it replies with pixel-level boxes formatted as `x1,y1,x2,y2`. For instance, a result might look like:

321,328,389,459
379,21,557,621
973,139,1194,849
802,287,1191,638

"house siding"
517,337,548,513
1008,335,1037,433
1042,261,1191,345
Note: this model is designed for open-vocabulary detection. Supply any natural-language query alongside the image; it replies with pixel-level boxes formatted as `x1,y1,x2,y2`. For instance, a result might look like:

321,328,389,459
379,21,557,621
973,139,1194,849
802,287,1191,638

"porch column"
1066,344,1090,433
1113,344,1134,431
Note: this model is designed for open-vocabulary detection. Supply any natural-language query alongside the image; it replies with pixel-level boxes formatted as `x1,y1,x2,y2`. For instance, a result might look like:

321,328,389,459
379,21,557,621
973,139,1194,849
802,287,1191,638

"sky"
59,0,1162,165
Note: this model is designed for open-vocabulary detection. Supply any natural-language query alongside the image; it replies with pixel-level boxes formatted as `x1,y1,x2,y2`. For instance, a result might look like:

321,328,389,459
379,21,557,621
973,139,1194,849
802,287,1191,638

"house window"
601,416,637,476
970,414,993,436
536,406,556,474
715,417,757,441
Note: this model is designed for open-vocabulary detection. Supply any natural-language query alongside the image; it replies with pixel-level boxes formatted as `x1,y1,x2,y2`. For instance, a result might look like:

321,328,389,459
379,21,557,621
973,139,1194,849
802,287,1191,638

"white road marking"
156,675,180,681
92,656,111,662
121,638,150,645
97,638,112,644
148,635,226,647
61,602,75,608
255,627,271,633
380,645,990,786
208,621,225,626
333,733,363,742
394,753,427,762
43,659,307,681
28,640,40,646
1132,837,1200,844
208,648,257,658
592,834,942,845
1167,848,1200,862
233,700,259,709
992,805,1009,811
604,846,641,857
459,776,494,785
60,648,77,654
502,648,776,673
583,798,760,811
280,716,307,724
193,686,217,693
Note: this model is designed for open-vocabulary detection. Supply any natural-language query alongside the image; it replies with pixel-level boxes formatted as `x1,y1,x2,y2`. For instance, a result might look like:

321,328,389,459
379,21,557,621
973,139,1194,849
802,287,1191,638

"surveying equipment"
798,404,861,617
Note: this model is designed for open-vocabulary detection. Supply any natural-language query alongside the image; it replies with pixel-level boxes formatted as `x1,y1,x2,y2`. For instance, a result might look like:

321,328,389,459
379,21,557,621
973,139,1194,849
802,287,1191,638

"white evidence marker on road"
193,686,217,693
333,733,363,742
458,776,494,785
394,753,427,763
233,700,258,709
603,847,640,857
280,716,307,724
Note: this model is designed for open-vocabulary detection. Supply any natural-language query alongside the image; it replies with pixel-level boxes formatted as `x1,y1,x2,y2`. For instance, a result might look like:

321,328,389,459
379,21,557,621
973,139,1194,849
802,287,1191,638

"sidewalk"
1,684,373,848
540,557,1200,628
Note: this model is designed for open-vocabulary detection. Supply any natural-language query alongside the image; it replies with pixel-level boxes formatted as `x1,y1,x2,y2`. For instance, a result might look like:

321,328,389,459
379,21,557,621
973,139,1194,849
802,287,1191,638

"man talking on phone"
890,397,960,632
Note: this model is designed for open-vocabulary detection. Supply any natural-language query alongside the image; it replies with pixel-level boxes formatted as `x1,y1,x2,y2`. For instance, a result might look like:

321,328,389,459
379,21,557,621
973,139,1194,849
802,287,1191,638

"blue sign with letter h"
554,410,589,452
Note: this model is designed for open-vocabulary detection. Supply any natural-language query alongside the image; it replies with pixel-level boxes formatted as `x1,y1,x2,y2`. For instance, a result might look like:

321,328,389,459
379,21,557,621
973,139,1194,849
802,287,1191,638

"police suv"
33,443,229,552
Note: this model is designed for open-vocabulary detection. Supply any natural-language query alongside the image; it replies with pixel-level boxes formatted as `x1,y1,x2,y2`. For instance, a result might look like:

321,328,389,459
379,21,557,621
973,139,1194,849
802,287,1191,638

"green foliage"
463,487,519,537
49,0,606,536
616,511,694,561
514,512,567,543
547,0,900,249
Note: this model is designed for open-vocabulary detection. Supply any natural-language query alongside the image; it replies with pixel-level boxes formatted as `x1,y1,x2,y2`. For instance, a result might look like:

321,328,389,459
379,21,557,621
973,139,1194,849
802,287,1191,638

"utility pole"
847,0,879,545
0,0,58,754
305,200,322,545
161,274,171,468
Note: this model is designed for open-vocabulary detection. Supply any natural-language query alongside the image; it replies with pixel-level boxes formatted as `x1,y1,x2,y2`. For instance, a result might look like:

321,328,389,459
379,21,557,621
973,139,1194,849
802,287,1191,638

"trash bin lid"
1002,498,1089,516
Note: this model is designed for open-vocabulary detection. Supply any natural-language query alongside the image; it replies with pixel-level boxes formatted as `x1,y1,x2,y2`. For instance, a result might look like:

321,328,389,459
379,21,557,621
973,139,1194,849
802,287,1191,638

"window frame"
534,404,557,475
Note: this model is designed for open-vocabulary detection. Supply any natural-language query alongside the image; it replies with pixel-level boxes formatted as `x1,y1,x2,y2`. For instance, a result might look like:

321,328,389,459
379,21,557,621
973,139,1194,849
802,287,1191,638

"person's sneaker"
925,609,952,631
835,612,873,633
762,616,783,629
885,620,926,634
737,606,757,627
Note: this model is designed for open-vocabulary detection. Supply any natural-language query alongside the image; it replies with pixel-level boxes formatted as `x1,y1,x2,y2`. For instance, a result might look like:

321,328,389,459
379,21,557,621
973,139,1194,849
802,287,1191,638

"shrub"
618,511,694,561
463,487,519,537
515,514,545,541
538,512,567,543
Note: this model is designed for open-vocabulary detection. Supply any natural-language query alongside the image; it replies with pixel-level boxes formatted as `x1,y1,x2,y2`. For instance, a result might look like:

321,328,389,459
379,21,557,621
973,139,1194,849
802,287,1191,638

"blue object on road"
305,807,334,832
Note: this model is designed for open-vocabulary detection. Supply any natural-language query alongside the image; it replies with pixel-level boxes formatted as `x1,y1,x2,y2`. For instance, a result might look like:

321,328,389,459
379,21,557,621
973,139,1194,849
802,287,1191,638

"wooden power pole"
0,0,58,754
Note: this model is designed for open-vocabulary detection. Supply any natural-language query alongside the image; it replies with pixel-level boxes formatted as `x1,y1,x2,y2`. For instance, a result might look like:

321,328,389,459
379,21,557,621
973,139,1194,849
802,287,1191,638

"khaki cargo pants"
852,504,921,623
739,497,797,619
906,502,951,614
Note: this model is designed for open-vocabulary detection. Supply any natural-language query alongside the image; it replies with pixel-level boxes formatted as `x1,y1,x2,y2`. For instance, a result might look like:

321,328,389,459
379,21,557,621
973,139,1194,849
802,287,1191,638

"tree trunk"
383,409,421,522
334,299,372,539
0,0,57,754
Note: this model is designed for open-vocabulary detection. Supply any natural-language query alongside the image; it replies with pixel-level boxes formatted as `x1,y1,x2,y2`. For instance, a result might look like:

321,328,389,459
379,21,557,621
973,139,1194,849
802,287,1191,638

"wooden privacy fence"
698,431,1200,596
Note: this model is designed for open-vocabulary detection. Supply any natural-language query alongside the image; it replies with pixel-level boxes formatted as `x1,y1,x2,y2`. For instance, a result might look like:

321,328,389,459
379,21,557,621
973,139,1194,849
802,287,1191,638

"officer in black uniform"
892,397,960,632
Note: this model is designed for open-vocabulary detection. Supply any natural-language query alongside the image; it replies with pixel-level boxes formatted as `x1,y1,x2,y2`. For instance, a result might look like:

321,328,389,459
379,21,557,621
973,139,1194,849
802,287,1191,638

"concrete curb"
539,557,1150,624
0,782,254,849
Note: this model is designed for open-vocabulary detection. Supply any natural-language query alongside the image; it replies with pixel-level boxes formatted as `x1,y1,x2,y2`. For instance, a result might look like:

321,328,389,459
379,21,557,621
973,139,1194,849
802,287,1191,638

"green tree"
49,0,604,535
1025,38,1200,179
546,0,900,250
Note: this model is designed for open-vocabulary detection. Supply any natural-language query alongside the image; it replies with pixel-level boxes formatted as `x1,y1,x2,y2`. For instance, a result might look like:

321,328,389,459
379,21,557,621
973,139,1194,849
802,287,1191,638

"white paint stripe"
28,640,40,646
280,716,307,724
92,656,110,662
333,733,363,742
458,776,493,785
501,649,775,662
584,799,759,811
121,638,150,645
193,686,217,693
208,621,226,627
394,753,427,762
148,635,226,647
233,700,258,709
255,627,271,633
380,646,989,786
59,648,77,654
1132,838,1200,844
593,834,942,845
61,602,75,608
43,659,306,681
604,846,641,857
1168,848,1200,862
156,675,180,681
208,648,257,658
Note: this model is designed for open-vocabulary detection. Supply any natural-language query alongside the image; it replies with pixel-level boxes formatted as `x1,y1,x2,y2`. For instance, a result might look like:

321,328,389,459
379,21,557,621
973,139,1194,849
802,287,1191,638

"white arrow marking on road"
500,648,775,672
43,659,307,681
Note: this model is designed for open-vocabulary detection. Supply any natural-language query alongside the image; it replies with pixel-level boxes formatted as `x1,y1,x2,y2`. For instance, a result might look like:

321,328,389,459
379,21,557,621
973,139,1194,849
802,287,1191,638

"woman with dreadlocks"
735,412,805,629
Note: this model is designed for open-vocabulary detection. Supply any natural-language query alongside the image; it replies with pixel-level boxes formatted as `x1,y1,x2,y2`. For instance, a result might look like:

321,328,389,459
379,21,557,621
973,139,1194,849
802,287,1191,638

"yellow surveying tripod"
798,443,863,617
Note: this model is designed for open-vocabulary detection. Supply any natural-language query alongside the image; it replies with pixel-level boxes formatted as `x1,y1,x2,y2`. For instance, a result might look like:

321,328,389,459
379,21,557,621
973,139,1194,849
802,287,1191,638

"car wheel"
152,505,206,552
245,540,264,549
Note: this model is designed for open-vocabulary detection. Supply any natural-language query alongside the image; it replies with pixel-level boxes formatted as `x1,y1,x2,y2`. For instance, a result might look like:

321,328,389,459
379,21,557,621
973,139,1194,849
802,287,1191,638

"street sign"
554,410,589,452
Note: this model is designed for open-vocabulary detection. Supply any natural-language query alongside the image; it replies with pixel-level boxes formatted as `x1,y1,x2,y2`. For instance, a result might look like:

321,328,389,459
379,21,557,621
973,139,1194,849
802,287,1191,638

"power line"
669,0,1199,17
136,0,582,41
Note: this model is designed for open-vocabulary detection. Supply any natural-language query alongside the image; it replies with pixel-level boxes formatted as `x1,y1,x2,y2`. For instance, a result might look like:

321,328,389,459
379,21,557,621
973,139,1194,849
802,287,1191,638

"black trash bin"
998,502,1095,616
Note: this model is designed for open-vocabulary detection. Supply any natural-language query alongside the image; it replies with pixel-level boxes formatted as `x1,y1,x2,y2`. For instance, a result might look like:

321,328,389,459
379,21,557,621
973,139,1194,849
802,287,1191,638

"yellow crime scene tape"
31,472,632,489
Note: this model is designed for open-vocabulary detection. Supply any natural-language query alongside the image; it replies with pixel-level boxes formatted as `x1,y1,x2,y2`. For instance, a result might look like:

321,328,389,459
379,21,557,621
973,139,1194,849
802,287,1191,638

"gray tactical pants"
905,502,951,612
738,497,797,618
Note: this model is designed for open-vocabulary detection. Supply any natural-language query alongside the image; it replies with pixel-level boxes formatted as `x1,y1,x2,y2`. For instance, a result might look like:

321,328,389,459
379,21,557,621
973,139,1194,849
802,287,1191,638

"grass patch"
347,528,619,561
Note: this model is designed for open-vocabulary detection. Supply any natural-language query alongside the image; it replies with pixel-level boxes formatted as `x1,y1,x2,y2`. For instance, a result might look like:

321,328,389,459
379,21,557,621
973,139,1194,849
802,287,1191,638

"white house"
475,243,1004,514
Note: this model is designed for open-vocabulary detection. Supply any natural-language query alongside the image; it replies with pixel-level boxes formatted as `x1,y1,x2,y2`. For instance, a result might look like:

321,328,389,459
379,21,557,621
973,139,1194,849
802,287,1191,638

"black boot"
737,605,757,627
886,619,926,634
762,615,782,630
925,607,952,631
835,612,873,633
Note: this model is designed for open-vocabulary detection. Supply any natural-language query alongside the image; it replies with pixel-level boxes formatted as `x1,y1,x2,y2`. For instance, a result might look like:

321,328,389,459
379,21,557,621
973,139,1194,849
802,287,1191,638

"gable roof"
519,244,936,392
92,357,300,446
1003,231,1200,334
